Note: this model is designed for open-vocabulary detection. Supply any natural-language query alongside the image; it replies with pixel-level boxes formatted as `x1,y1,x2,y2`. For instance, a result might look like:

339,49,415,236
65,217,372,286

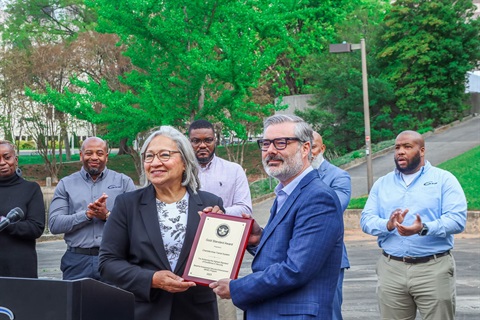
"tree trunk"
117,138,129,155
62,130,71,161
128,149,142,186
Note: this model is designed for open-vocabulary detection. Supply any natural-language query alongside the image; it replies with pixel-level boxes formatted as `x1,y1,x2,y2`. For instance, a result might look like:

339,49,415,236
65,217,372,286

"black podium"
0,277,134,320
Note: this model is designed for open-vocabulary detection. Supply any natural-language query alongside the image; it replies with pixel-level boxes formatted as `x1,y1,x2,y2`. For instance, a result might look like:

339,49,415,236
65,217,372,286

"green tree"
378,0,480,131
265,0,363,96
28,0,359,174
0,0,97,47
298,0,394,155
1,0,126,181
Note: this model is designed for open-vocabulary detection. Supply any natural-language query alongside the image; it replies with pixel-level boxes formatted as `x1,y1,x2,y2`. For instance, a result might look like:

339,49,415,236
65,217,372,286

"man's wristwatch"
418,223,429,236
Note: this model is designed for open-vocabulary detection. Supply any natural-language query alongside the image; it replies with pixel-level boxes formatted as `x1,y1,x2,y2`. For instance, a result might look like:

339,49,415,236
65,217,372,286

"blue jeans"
332,268,345,320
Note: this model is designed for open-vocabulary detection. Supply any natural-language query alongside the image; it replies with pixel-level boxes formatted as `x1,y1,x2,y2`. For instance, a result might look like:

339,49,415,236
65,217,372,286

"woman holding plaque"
99,126,223,320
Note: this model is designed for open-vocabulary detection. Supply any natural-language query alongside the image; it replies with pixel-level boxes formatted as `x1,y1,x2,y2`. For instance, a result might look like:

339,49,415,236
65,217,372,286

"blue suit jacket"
318,160,351,269
230,170,343,319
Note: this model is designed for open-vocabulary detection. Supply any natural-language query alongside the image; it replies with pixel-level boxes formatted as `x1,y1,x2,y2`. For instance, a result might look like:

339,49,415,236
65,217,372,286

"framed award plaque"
182,213,253,286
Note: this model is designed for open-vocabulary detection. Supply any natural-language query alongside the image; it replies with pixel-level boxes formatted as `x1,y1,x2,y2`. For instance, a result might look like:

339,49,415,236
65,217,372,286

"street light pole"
360,39,373,193
330,38,373,193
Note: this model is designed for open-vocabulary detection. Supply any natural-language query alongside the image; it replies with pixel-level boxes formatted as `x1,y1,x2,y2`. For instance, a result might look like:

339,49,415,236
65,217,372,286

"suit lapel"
256,171,318,254
265,197,278,226
139,185,171,271
174,188,203,274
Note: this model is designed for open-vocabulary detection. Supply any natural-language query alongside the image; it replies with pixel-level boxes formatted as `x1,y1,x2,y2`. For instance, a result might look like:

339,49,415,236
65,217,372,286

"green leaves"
3,0,375,158
378,0,480,129
1,0,97,47
298,0,394,154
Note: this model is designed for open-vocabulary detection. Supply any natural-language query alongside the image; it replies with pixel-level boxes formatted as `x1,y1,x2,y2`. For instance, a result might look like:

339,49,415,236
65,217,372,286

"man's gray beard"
311,153,324,169
263,150,304,182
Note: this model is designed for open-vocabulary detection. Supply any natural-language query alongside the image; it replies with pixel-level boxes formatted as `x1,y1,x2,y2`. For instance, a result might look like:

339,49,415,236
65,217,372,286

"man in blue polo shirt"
361,130,467,320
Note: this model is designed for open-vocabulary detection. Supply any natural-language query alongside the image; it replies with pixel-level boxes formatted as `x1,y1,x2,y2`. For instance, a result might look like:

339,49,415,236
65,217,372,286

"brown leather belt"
382,250,450,264
68,246,100,256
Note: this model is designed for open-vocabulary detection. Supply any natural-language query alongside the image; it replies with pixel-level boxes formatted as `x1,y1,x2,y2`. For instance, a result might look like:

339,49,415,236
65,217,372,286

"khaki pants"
376,253,456,320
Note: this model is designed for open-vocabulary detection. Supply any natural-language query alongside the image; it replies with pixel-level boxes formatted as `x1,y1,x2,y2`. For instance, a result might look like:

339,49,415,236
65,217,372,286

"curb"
252,193,275,205
343,209,479,234
38,233,63,242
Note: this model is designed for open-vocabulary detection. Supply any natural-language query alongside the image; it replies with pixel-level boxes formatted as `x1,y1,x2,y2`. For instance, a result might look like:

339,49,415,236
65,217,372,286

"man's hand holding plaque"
242,213,262,246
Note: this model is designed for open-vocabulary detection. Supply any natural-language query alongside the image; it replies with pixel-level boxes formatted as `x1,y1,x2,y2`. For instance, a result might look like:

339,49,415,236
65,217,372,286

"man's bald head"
80,137,109,180
81,137,108,152
311,131,326,158
396,130,425,148
394,130,425,174
311,131,326,169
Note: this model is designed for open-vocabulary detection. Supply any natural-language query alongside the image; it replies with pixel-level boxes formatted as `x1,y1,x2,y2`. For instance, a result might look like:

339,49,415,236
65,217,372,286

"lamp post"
329,39,373,193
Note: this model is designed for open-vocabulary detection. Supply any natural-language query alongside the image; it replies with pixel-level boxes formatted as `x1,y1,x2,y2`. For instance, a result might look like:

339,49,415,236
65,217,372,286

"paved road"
349,116,480,197
36,116,480,319
36,233,480,320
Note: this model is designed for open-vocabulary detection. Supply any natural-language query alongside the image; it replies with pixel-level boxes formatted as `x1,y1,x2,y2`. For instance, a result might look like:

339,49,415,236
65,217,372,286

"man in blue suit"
312,131,352,320
210,115,344,319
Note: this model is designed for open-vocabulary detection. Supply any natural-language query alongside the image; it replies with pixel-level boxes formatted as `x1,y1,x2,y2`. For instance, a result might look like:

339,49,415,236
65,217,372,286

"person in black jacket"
99,126,223,320
0,140,45,278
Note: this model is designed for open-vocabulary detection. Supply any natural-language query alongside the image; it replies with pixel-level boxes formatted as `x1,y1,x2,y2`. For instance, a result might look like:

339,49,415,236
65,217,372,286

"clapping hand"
386,208,408,231
86,193,109,220
396,213,423,236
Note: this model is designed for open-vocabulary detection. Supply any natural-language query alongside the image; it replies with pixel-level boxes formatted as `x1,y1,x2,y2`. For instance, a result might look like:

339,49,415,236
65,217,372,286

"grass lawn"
19,154,140,185
18,143,264,187
348,145,480,211
437,145,479,210
18,153,80,165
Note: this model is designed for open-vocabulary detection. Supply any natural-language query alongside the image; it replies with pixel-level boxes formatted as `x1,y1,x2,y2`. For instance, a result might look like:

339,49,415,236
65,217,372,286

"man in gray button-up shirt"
49,137,136,280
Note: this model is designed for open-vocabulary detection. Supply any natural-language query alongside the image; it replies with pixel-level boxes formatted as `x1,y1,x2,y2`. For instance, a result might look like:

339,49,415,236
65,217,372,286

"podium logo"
0,306,14,320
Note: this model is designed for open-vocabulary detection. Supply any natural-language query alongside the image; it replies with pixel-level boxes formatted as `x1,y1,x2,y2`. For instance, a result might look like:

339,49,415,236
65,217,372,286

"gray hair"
263,114,313,160
0,140,17,156
139,126,200,192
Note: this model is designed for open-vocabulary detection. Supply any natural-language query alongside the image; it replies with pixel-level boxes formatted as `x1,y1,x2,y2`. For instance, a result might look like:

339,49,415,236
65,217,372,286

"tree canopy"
298,0,480,155
28,0,358,146
0,0,97,47
297,0,394,154
3,0,478,174
378,0,480,130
